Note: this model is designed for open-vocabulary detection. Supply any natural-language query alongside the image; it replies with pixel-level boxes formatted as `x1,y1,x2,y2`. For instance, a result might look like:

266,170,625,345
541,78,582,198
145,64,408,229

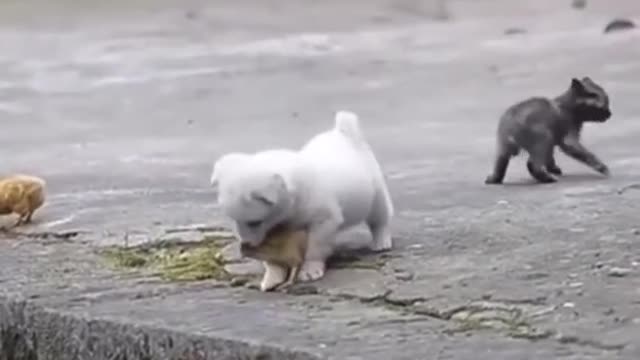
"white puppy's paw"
260,262,288,292
297,260,326,282
371,226,393,251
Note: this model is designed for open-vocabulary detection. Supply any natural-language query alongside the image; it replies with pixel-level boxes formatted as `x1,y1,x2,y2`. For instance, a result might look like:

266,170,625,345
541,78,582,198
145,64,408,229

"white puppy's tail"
334,110,364,142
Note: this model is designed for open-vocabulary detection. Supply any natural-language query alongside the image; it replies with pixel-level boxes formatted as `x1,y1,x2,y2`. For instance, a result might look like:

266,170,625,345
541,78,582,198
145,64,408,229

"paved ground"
1,0,640,359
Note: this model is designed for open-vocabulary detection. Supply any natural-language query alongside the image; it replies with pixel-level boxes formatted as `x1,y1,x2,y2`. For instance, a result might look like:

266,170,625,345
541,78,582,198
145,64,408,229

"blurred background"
0,0,638,235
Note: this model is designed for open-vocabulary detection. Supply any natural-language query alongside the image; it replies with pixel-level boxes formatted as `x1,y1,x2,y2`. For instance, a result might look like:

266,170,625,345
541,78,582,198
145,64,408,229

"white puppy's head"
210,154,292,246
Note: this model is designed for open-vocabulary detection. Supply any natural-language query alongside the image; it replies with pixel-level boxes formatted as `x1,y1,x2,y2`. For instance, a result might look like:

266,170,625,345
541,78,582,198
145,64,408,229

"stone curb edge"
0,295,324,360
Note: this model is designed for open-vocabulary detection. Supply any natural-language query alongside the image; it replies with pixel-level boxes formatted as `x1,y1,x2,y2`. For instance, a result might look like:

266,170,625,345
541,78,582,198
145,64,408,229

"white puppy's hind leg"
297,215,341,282
260,262,288,292
367,182,394,252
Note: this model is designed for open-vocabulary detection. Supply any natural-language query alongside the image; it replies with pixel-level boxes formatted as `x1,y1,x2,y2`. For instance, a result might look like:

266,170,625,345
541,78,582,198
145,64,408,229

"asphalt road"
1,0,640,359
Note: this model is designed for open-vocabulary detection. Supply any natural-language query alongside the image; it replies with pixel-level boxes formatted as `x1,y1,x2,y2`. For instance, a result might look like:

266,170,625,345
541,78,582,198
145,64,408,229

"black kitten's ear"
581,77,597,88
571,78,585,92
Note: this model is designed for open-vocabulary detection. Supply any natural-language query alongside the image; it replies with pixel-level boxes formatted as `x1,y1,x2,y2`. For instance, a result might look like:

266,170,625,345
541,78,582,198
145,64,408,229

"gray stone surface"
2,0,640,359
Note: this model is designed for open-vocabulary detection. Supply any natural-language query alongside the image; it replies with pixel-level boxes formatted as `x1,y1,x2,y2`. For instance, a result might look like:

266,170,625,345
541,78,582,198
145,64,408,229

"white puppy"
210,110,394,289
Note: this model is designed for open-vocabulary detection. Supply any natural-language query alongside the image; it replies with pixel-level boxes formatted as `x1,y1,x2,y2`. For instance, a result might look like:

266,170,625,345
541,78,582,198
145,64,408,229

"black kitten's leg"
485,144,513,184
546,148,563,175
526,142,557,183
559,135,609,176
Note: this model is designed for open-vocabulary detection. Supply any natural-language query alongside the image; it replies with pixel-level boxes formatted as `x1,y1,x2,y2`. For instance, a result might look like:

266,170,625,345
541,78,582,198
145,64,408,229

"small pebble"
394,271,414,281
504,27,527,36
563,302,576,308
604,308,615,316
556,333,579,343
608,267,632,277
521,272,549,280
568,282,583,288
229,277,249,287
286,284,319,296
245,283,260,290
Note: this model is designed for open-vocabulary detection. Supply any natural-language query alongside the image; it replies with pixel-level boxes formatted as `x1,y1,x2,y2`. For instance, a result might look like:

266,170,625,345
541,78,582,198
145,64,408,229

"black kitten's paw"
485,175,503,185
528,162,557,183
547,165,563,176
538,175,558,184
595,164,610,176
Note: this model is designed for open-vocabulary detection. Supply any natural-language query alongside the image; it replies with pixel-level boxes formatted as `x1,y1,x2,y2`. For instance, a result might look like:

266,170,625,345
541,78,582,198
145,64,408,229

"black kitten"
485,77,612,184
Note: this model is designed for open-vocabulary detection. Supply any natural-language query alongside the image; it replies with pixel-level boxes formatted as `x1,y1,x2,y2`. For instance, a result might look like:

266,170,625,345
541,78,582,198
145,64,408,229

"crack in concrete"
163,225,231,235
314,288,628,352
555,333,627,351
0,230,83,241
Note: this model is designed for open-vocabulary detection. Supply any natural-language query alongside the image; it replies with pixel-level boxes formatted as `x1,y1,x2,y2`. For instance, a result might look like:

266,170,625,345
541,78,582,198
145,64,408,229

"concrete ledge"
0,296,321,360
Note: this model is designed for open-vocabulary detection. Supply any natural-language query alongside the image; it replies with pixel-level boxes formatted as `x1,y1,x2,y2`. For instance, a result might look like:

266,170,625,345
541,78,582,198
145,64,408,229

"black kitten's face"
570,77,612,122
581,107,611,122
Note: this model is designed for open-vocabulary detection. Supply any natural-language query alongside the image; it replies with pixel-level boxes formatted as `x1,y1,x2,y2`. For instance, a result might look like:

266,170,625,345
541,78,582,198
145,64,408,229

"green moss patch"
100,236,233,282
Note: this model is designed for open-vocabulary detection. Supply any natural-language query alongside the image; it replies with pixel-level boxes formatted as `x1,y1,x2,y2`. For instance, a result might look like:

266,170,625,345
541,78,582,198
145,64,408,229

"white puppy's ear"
210,153,248,188
210,161,222,188
209,162,220,187
250,173,287,206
